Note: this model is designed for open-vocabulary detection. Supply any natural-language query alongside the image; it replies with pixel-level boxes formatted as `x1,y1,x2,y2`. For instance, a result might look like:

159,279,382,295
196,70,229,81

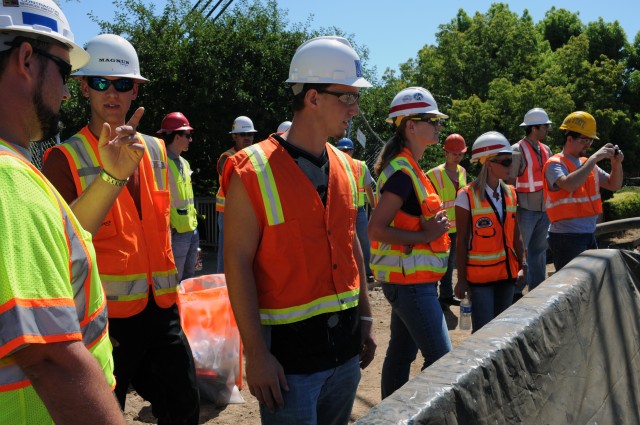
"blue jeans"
171,228,199,282
259,355,360,425
515,208,550,294
469,282,514,333
381,283,452,399
438,232,457,299
355,206,372,276
548,232,597,271
216,212,224,273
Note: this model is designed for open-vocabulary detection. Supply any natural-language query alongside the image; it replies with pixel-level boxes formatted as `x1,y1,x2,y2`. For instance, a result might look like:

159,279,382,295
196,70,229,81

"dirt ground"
124,229,640,424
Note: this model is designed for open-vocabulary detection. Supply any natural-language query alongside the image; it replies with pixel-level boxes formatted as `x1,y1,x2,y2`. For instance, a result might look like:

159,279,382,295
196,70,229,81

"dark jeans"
548,232,598,271
355,206,372,276
469,281,515,333
439,232,457,299
110,296,200,425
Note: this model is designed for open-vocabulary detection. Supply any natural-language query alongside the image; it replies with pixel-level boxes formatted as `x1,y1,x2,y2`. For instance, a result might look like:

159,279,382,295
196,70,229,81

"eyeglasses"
236,132,255,137
178,132,193,139
87,76,135,92
575,136,593,145
32,48,72,84
410,115,444,126
490,158,513,167
316,88,360,106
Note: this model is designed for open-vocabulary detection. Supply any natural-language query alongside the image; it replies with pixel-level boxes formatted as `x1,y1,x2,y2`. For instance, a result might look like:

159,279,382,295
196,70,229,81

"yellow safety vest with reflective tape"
227,137,360,325
216,147,236,212
168,156,198,233
370,149,450,284
0,141,114,422
44,126,178,318
426,163,467,233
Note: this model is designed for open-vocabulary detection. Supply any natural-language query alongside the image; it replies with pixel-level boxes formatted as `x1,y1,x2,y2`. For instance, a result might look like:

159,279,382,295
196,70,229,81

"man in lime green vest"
158,112,199,282
426,134,468,308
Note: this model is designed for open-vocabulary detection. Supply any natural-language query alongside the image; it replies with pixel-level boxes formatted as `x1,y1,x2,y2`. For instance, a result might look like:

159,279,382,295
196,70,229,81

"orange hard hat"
444,134,467,153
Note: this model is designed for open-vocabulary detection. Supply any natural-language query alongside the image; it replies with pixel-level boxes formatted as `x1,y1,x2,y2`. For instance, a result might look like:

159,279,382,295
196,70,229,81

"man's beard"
32,73,62,142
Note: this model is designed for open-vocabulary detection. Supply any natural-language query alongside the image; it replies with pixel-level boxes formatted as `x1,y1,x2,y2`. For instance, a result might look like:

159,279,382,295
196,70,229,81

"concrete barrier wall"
355,249,640,424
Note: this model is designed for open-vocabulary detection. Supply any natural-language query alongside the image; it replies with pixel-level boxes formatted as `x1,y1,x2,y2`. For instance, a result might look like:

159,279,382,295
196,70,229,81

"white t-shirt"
455,183,505,222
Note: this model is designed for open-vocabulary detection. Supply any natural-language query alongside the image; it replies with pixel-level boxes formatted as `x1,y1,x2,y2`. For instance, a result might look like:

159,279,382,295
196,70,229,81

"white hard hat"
277,121,292,133
519,108,552,127
72,34,148,82
386,87,449,125
470,131,512,163
0,0,89,69
230,116,257,134
286,36,371,94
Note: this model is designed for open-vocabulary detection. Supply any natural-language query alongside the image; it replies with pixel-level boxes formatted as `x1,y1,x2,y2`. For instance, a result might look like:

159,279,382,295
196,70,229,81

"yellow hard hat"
559,111,599,140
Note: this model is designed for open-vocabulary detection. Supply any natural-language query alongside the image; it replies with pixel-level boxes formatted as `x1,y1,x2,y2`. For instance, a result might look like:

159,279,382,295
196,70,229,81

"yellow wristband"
99,169,129,187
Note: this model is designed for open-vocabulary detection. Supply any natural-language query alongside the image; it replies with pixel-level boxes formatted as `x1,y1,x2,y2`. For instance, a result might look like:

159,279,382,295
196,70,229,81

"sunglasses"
490,158,513,167
177,132,193,139
33,47,72,84
236,132,255,137
87,76,135,92
410,115,444,126
316,88,360,106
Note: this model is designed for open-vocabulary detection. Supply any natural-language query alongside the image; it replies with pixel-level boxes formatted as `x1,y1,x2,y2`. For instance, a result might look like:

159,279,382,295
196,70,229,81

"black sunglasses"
316,88,360,106
236,132,255,137
87,76,135,92
177,132,193,138
490,158,513,167
4,41,72,84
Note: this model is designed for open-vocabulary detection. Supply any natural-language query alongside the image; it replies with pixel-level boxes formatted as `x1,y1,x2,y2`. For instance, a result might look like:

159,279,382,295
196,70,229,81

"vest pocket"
152,190,171,232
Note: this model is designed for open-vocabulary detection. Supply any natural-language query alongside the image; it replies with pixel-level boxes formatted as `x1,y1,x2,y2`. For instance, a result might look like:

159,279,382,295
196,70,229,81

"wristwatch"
99,169,129,187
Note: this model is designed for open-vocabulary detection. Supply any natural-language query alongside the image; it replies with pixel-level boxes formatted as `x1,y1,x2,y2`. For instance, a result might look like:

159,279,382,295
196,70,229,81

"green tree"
537,7,583,51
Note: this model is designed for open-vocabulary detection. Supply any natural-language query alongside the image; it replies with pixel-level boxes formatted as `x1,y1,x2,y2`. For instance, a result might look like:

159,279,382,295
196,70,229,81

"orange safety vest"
216,147,237,212
0,141,113,393
515,138,551,193
462,182,519,284
543,153,602,223
426,163,467,233
224,136,360,325
370,148,450,284
44,126,178,318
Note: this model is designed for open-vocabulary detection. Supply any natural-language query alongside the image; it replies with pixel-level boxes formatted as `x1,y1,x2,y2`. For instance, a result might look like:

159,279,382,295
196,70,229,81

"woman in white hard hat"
454,131,526,332
368,87,452,399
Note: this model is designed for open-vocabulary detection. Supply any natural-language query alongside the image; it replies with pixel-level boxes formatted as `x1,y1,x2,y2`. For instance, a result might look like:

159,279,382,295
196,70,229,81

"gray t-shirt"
545,154,609,234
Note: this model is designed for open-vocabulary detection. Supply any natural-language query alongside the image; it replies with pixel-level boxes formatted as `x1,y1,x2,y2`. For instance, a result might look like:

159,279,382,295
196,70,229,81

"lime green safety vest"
168,156,198,233
426,164,467,233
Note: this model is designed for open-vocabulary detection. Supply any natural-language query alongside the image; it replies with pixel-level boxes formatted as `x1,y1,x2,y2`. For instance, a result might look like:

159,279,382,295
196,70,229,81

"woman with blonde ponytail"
369,87,452,399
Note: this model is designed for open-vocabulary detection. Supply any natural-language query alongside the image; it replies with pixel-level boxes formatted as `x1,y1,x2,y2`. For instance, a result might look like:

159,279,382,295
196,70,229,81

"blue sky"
63,0,640,77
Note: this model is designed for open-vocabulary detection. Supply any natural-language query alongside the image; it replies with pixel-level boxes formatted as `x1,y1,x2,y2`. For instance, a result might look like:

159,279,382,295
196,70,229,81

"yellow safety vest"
168,156,198,233
426,163,467,233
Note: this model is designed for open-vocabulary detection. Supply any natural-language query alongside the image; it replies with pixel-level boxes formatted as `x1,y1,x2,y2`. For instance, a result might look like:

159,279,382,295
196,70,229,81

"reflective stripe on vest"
426,164,467,233
216,148,236,212
370,149,449,284
356,160,366,207
515,139,550,193
241,140,360,324
0,143,111,391
543,153,602,222
168,157,198,233
463,183,519,284
46,129,177,317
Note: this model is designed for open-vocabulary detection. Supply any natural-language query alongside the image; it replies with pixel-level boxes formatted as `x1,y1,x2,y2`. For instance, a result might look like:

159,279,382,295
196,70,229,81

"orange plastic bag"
177,274,244,405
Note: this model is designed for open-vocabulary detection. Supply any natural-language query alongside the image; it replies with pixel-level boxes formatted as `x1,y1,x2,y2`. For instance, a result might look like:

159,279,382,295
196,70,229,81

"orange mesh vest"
543,153,602,223
462,182,519,284
224,136,360,325
515,139,550,193
370,149,450,284
216,147,237,212
44,126,178,318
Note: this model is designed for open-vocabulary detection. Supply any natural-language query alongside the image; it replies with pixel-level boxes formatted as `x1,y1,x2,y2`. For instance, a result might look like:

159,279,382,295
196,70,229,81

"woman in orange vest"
368,87,452,399
454,132,527,332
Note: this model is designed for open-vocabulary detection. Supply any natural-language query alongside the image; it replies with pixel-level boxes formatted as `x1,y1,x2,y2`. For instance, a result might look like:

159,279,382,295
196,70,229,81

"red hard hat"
444,133,467,153
157,112,194,134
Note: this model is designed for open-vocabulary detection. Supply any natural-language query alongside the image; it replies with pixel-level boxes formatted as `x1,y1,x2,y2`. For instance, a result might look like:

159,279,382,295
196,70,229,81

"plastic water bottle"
195,247,203,272
459,292,472,331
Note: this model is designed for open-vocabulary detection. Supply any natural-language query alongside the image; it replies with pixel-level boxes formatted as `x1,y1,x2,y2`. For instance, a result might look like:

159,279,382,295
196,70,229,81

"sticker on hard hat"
22,11,59,32
566,117,585,128
413,92,424,101
476,217,493,228
354,60,363,77
99,58,131,67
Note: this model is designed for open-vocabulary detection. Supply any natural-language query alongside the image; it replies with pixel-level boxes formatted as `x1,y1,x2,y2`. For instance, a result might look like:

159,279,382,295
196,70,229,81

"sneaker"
439,296,461,307
366,275,375,283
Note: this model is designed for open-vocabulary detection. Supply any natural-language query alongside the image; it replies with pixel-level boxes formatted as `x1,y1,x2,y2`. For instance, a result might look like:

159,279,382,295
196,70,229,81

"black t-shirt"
268,135,360,374
381,170,422,216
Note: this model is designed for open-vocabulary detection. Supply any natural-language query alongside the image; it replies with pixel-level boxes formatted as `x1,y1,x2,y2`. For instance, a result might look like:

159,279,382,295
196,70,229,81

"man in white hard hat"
508,108,553,301
215,115,257,273
223,36,376,424
42,34,199,424
0,1,136,423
